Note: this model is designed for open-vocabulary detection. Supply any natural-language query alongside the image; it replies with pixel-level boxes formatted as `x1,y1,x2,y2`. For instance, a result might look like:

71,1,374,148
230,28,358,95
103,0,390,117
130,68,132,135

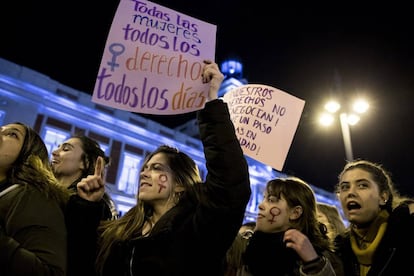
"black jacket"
0,183,67,276
335,202,414,275
65,182,118,276
243,231,342,276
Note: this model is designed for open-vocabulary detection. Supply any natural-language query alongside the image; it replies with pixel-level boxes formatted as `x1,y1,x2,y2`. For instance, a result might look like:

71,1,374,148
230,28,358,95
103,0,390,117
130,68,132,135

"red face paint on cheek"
158,174,168,193
268,207,281,223
158,183,166,193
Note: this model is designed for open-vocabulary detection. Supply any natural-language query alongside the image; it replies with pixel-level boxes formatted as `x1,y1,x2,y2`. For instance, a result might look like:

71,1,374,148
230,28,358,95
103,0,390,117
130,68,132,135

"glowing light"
319,113,335,126
324,100,340,113
352,99,369,113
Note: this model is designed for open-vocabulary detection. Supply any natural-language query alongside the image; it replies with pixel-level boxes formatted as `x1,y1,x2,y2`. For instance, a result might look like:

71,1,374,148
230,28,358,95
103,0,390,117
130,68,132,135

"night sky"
2,0,413,196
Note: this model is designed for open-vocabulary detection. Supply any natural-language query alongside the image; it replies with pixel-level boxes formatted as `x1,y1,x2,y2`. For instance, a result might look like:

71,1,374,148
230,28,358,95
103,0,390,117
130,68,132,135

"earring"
173,191,183,204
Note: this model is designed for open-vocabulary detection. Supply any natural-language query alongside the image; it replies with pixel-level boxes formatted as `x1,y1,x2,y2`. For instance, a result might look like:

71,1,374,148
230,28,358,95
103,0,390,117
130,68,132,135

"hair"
69,135,118,219
224,233,250,276
95,145,202,275
8,122,69,208
70,135,110,179
317,203,346,241
336,159,412,213
224,221,256,275
265,177,333,251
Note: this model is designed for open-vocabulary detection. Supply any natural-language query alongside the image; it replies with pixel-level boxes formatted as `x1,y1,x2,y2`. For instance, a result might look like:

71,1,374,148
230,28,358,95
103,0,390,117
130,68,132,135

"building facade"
0,57,341,221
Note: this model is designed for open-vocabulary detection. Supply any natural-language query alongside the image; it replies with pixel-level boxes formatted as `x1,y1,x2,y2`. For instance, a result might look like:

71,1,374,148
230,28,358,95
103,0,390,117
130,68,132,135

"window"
118,152,142,195
98,143,109,156
0,110,5,125
43,127,69,156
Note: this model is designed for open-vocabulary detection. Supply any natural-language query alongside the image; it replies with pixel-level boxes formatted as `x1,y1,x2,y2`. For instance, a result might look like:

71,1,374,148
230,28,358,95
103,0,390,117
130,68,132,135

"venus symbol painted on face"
268,206,281,223
158,174,168,193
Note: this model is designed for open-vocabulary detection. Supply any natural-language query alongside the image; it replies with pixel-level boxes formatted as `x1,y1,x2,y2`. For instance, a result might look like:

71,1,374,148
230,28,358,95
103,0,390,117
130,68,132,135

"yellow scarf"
350,210,389,276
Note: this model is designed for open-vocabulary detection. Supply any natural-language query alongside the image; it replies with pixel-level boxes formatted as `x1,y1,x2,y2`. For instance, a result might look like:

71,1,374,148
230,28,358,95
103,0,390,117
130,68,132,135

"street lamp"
319,98,369,161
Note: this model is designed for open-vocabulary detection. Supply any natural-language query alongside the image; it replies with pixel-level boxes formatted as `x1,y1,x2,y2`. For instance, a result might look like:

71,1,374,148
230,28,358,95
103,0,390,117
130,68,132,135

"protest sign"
223,84,305,171
92,0,217,114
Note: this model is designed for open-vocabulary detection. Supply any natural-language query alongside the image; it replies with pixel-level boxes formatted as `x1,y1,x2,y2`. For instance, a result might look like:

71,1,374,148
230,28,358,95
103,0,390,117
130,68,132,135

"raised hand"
202,60,224,101
76,156,106,202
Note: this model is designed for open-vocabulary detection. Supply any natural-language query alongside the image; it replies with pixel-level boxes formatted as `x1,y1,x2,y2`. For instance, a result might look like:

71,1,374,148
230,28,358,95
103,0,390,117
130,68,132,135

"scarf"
350,209,389,275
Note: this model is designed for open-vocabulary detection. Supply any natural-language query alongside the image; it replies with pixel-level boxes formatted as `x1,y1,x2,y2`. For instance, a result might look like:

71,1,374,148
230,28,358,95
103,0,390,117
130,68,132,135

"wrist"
303,255,321,265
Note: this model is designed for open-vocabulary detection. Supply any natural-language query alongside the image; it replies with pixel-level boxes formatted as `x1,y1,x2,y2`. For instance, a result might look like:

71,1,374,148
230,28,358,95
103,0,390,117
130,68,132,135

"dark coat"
68,99,252,276
243,231,342,276
65,180,118,276
68,181,118,221
0,183,67,276
65,194,107,276
335,202,414,275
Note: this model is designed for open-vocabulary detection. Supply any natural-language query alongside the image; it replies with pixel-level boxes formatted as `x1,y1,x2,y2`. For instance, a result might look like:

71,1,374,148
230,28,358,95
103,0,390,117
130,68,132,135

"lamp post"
339,113,354,161
319,99,369,161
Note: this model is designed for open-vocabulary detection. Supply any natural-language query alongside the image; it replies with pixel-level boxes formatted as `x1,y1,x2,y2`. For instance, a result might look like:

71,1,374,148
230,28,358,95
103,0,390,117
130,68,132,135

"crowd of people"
1,61,413,276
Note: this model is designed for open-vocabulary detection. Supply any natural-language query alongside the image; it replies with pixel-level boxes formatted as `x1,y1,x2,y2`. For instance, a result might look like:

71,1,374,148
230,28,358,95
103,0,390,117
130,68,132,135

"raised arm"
194,60,251,253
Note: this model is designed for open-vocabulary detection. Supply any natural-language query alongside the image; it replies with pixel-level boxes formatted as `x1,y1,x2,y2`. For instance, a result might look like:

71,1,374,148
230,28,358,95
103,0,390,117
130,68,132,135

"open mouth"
347,201,361,210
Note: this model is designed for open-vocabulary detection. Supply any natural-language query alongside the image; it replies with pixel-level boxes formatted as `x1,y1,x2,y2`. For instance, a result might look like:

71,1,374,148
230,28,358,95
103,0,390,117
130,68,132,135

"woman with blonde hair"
317,202,346,242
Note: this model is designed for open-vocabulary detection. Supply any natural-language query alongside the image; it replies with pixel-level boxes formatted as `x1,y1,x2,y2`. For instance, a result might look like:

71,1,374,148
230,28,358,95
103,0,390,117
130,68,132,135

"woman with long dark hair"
335,159,414,275
67,60,252,276
0,122,69,275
